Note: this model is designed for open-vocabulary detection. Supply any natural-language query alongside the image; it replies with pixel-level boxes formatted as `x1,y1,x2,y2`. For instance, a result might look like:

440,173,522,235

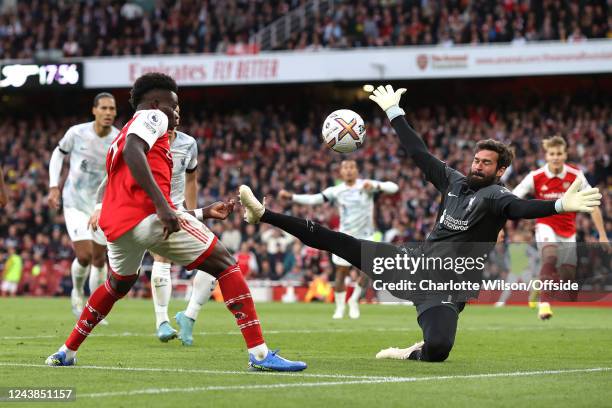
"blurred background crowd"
0,88,609,296
1,0,609,59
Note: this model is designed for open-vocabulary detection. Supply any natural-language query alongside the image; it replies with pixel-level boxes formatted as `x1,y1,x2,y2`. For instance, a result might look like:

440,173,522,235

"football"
321,109,366,153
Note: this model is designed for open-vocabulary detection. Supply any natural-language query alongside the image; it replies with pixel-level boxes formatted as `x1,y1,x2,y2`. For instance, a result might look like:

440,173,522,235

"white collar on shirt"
544,163,567,179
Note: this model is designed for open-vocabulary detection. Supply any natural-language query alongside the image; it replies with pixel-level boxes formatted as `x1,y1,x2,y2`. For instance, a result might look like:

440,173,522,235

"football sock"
349,285,362,303
151,261,172,328
260,211,362,269
185,270,216,321
248,343,270,361
335,291,346,311
65,272,138,352
59,344,76,361
217,264,266,356
89,264,107,293
71,258,89,297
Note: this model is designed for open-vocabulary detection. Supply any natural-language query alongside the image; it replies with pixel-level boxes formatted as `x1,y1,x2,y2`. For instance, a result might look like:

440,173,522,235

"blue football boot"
248,350,307,372
157,321,178,342
175,311,195,346
45,351,76,367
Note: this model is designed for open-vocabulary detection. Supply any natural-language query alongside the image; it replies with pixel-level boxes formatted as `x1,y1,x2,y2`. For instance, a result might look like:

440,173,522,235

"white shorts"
64,207,107,246
332,233,377,267
534,223,577,266
1,280,18,294
108,211,218,276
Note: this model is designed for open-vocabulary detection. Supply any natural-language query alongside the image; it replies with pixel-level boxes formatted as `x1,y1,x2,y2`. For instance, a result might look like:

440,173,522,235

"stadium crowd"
0,94,609,296
0,0,609,59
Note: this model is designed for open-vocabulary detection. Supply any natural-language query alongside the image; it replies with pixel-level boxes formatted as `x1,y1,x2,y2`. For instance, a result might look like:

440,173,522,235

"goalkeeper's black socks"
260,210,362,269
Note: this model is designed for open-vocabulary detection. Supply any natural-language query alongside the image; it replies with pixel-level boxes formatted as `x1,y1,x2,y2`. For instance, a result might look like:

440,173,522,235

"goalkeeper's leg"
240,184,365,269
260,210,363,270
409,306,459,362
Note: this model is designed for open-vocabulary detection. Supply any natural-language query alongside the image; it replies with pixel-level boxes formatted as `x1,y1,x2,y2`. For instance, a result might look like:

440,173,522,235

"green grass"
0,297,611,407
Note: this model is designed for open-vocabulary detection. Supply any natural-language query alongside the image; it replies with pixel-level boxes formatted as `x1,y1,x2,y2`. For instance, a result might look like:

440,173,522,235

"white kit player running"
279,160,398,319
513,136,608,319
151,124,217,346
48,93,119,319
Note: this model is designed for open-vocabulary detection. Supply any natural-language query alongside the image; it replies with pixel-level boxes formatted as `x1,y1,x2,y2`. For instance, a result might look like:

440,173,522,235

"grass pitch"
1,297,611,407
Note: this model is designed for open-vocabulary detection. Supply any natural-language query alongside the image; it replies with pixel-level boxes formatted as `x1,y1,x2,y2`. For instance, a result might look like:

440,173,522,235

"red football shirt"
99,110,174,242
512,164,590,237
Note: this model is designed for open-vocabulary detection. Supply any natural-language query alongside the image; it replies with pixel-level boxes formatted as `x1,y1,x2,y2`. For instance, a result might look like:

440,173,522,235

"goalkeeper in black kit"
238,85,602,363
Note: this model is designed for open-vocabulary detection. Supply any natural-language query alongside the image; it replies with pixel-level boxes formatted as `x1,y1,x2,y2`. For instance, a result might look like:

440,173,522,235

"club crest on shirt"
563,181,570,189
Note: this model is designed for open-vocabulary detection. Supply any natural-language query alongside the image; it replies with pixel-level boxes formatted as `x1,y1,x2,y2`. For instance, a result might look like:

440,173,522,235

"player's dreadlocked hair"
475,139,514,170
129,73,178,109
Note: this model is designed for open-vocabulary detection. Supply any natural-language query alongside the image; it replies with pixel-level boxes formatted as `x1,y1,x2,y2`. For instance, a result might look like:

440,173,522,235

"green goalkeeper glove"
555,177,602,213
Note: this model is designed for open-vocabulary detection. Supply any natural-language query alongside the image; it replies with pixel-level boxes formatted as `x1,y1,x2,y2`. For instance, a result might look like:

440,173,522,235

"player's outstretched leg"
150,258,177,342
191,242,306,371
162,211,305,371
175,270,216,346
202,256,307,371
46,271,139,366
239,185,363,270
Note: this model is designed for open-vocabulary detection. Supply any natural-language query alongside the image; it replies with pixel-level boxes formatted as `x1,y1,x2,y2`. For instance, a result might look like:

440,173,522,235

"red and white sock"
63,272,138,358
218,264,268,359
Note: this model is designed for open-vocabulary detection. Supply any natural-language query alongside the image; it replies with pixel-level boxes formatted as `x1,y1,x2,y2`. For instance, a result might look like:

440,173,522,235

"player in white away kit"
151,123,217,346
48,93,119,318
513,136,608,319
46,73,306,371
279,160,398,319
89,106,217,345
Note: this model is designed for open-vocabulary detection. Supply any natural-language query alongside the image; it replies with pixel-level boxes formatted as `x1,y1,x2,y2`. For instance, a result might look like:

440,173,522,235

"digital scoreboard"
0,63,83,89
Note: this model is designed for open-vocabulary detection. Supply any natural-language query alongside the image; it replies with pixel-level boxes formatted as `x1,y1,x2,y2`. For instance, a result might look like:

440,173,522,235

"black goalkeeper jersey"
390,115,558,248
424,164,514,243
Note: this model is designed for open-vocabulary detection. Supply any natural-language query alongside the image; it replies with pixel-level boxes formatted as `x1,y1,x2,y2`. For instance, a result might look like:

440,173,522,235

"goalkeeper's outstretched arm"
494,178,601,219
367,85,452,192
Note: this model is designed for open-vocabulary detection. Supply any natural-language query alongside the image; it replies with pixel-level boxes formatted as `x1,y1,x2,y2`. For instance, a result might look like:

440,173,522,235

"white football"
321,109,366,153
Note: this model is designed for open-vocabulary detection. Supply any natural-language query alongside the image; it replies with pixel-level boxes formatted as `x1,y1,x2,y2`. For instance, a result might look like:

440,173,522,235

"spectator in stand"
236,242,259,279
1,246,23,296
220,216,242,254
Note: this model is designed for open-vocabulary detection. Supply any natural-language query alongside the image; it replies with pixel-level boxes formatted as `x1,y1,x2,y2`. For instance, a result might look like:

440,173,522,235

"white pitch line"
0,363,407,381
2,325,610,341
77,367,612,398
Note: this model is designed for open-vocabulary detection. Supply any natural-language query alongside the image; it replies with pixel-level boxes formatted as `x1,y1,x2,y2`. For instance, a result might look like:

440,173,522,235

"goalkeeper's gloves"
365,84,407,121
554,177,601,213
